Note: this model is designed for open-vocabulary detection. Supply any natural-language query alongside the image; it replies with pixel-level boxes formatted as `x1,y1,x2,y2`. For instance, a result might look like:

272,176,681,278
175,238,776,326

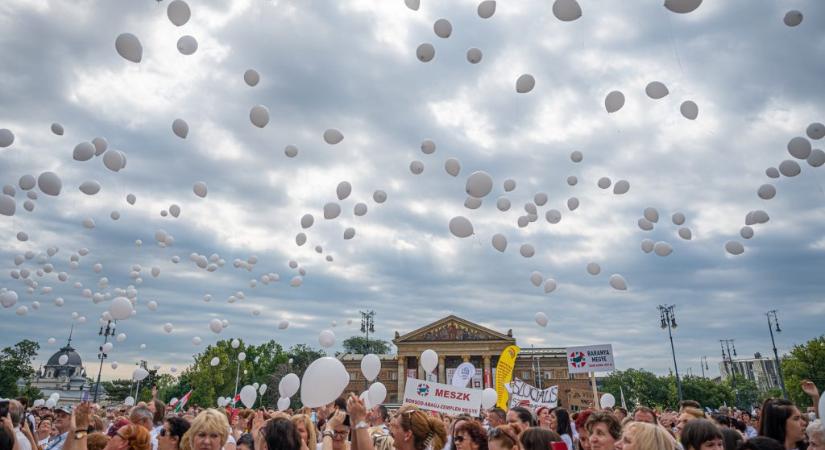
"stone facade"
339,315,594,411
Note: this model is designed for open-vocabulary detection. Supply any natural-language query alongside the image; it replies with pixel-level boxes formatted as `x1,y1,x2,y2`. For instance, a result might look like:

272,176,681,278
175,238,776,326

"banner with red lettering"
565,344,615,374
402,377,482,416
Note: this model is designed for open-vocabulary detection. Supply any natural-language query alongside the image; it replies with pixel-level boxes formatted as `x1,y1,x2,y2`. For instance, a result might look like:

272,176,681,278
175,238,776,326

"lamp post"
700,356,709,378
766,310,788,399
720,339,737,405
360,310,375,352
93,320,116,403
658,305,683,401
133,360,148,400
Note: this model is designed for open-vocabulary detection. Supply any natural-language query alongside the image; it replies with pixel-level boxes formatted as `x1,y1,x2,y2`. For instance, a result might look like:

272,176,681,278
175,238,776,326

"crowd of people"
1,380,821,450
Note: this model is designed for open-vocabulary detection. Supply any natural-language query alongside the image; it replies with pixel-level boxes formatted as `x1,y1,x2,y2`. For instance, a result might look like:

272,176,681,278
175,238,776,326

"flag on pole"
172,390,193,412
619,386,627,409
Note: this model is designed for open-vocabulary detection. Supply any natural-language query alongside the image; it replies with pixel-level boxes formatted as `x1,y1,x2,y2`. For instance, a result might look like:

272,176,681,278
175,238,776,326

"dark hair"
613,407,628,416
488,408,506,423
487,425,520,450
165,417,191,443
736,436,785,450
680,419,723,450
680,400,702,410
632,406,658,424
574,410,594,432
712,413,732,427
553,408,572,436
509,406,536,427
758,398,797,445
376,405,390,422
730,418,746,433
721,428,743,450
453,421,488,450
519,428,561,450
237,433,255,450
263,418,302,450
0,425,15,450
585,411,622,439
152,400,166,426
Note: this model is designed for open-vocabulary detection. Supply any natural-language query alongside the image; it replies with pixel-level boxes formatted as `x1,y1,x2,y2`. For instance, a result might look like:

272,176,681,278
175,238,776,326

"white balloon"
466,48,483,64
433,18,452,38
343,227,356,240
520,244,535,258
409,160,424,175
609,274,628,291
209,318,223,334
79,181,101,195
51,123,64,136
300,357,350,407
127,193,136,205
279,373,300,397
543,279,557,293
678,227,692,240
58,354,68,365
277,397,291,411
361,354,381,381
336,181,352,200
464,197,481,210
757,184,776,200
124,396,135,406
192,336,202,345
373,190,387,203
259,384,268,395
644,207,659,223
552,0,582,21
672,212,686,225
779,160,801,177
586,262,601,276
420,349,438,373
172,119,189,139
534,312,549,327
368,382,387,406
466,171,494,198
73,142,95,161
680,101,699,120
613,180,630,195
109,297,133,320
807,149,825,167
115,33,142,63
449,216,474,238
284,145,299,158
787,137,812,159
444,158,461,177
725,240,745,255
481,388,497,409
641,239,655,253
783,10,803,27
597,177,611,189
250,105,270,128
177,35,198,55
0,195,15,216
210,357,220,366
354,202,368,216
240,385,257,408
323,129,344,145
92,137,108,155
654,241,673,257
169,204,181,218
645,81,669,99
323,202,341,219
477,1,496,18
37,172,62,196
516,74,535,93
503,179,516,192
491,234,507,252
740,226,754,239
405,0,420,10
19,174,36,190
600,393,616,408
102,342,113,353
604,91,625,113
244,69,260,87
103,150,125,172
496,197,511,212
545,209,562,224
163,323,173,333
82,218,95,229
416,43,435,62
319,329,336,348
133,367,149,381
167,0,191,26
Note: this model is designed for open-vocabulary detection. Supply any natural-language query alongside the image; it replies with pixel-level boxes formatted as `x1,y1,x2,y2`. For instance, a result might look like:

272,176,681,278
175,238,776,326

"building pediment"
393,315,515,344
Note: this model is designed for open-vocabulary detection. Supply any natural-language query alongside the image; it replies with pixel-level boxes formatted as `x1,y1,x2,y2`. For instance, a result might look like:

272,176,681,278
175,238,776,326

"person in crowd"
585,411,621,450
105,425,152,450
366,406,390,439
535,408,552,430
742,412,759,439
86,433,109,450
613,409,628,422
487,425,521,450
676,407,707,439
148,401,166,435
505,408,534,433
236,434,254,450
108,420,131,439
759,399,806,450
738,437,786,450
616,422,678,450
549,409,572,450
518,428,560,450
387,405,446,450
485,410,505,430
290,415,316,450
679,419,723,450
9,399,37,450
37,419,54,447
320,409,350,450
680,401,703,412
259,417,301,450
158,417,190,450
631,408,657,425
179,409,229,450
3,411,19,450
720,428,742,450
46,406,73,450
573,410,593,450
451,420,487,450
129,409,153,433
806,420,824,450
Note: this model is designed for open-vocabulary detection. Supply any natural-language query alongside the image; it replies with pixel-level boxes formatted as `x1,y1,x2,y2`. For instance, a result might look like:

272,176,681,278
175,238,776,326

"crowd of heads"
1,381,822,450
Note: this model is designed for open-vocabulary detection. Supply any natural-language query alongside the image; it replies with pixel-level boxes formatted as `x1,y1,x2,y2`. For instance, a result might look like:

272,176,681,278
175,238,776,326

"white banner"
505,378,558,409
403,378,482,416
450,362,475,387
566,344,615,374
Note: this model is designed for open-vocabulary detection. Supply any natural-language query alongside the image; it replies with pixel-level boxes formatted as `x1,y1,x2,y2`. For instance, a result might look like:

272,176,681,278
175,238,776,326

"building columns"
483,355,491,388
438,356,446,384
397,356,406,401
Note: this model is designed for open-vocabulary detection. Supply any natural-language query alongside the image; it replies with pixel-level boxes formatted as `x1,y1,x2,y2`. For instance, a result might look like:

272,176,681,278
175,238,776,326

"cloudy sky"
1,0,823,383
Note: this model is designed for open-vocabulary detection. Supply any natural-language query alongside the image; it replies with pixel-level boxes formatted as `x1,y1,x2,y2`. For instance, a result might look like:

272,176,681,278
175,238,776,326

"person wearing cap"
45,406,73,450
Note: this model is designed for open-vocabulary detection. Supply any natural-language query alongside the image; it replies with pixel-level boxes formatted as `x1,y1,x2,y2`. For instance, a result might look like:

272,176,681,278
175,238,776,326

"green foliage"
99,379,133,402
601,368,673,410
727,377,760,409
342,336,391,355
681,376,734,409
0,339,41,397
781,335,825,407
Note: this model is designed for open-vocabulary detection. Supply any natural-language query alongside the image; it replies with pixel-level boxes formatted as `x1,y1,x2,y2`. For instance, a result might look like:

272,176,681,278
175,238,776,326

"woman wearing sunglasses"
158,418,190,450
452,421,487,450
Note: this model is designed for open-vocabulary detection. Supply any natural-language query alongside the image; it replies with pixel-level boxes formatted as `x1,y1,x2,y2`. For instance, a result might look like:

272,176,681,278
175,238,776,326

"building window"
391,371,398,380
544,370,553,380
522,371,531,380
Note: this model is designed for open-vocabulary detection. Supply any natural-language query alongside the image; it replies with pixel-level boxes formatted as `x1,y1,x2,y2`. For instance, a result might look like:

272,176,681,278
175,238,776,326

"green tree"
99,379,133,402
601,369,672,410
0,339,41,397
341,336,391,355
728,378,760,410
680,376,733,409
782,335,825,407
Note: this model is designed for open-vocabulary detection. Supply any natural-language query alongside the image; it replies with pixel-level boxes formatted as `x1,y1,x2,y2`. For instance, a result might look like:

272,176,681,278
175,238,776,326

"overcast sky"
1,0,823,383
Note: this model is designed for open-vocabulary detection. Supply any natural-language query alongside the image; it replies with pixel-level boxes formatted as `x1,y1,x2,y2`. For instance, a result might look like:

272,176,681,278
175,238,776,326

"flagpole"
590,372,599,409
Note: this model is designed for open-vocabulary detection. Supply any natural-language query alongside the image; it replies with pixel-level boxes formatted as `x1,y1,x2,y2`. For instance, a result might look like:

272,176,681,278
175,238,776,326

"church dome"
46,345,83,367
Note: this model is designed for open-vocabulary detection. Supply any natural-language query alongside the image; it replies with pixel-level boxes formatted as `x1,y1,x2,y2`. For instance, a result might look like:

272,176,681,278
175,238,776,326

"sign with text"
505,378,558,409
403,378,482,416
566,344,615,374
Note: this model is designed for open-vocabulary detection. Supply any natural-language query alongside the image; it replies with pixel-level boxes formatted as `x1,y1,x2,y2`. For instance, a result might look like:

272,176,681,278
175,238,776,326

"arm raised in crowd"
347,395,374,450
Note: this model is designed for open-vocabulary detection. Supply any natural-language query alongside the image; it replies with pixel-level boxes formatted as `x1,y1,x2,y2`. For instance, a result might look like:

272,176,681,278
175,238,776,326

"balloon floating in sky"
725,240,745,255
373,190,387,203
787,137,811,159
73,142,95,161
336,181,352,200
416,43,435,62
520,244,535,258
444,158,461,177
516,74,535,93
405,0,420,11
51,123,64,136
37,172,62,196
680,101,699,120
172,119,189,139
783,10,803,27
466,48,483,64
807,123,825,140
323,129,344,145
552,0,582,21
645,81,669,99
534,312,549,327
449,216,474,238
491,234,507,252
115,33,143,63
250,105,270,128
167,0,191,26
570,151,583,163
654,241,673,257
664,0,702,14
176,35,198,55
466,171,493,198
478,1,496,19
605,91,625,113
609,274,627,291
193,181,207,198
613,180,630,195
433,19,452,38
244,69,260,87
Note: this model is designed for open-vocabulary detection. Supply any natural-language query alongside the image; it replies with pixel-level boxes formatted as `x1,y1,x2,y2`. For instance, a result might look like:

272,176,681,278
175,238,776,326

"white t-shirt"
16,428,32,450
560,433,573,450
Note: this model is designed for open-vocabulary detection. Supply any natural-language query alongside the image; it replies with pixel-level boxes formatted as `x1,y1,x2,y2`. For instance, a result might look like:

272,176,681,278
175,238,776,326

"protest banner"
403,378,482,416
494,345,520,409
565,344,615,374
504,378,558,409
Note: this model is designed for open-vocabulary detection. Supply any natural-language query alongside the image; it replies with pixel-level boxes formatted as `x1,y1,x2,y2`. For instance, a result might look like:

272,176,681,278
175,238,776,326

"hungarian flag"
172,390,193,412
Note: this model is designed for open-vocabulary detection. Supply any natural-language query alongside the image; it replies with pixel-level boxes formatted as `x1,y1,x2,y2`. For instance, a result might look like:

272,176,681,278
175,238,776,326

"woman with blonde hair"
290,414,317,450
180,409,230,450
388,405,446,450
616,422,678,450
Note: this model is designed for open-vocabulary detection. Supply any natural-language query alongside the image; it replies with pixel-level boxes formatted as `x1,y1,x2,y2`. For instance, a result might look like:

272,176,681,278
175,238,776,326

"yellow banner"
494,345,520,409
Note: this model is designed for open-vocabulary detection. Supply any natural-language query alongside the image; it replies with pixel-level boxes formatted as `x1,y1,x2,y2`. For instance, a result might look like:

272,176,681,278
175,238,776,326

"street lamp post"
93,320,116,403
720,339,737,405
700,356,709,378
766,310,788,399
658,305,683,402
360,310,376,388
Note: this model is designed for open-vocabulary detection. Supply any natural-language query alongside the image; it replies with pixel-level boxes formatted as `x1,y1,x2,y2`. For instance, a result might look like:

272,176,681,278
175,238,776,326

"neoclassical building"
19,333,106,405
339,315,596,410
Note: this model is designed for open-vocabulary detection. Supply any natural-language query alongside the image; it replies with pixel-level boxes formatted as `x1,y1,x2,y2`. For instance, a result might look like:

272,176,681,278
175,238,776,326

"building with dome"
18,329,107,405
